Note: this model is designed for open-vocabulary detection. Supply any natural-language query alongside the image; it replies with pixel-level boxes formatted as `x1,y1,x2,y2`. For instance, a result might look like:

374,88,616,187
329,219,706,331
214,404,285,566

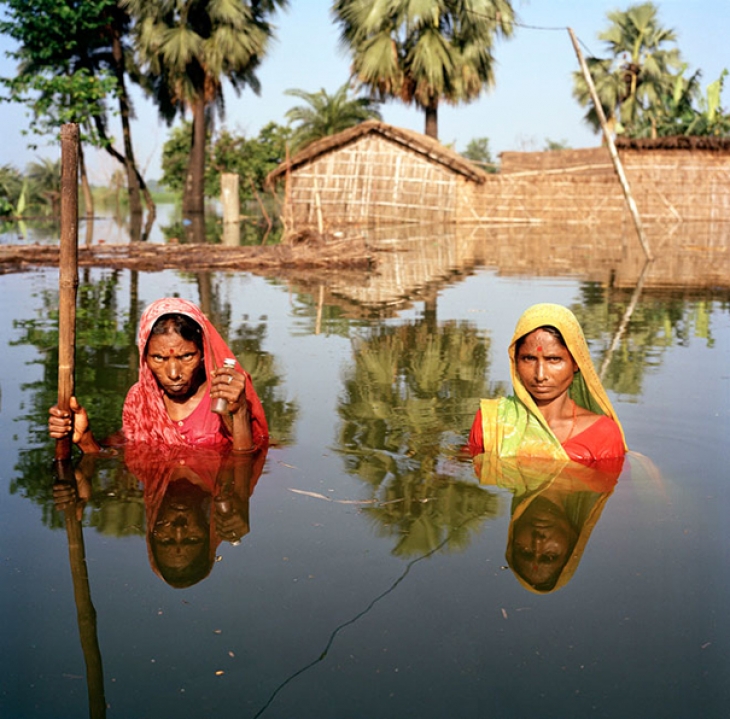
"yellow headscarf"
480,303,627,459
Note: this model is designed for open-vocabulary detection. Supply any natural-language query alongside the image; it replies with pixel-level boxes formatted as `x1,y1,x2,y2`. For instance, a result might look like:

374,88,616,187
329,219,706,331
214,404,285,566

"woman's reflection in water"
474,455,624,593
124,444,267,588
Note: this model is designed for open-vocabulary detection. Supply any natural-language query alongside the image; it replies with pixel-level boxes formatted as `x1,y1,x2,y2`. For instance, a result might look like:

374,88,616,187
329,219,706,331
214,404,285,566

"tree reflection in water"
338,319,505,556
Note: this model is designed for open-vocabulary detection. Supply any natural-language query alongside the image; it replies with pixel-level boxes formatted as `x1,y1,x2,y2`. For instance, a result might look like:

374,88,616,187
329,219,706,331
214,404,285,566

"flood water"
0,221,728,718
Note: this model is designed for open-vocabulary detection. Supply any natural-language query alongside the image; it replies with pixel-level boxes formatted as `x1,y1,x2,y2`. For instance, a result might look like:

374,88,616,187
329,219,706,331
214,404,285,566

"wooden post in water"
56,123,79,461
221,172,240,223
221,173,240,246
568,27,654,262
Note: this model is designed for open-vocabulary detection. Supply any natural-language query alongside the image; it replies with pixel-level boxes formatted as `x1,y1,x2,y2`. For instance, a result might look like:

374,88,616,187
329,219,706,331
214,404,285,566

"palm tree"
333,0,515,140
0,165,24,216
572,2,682,137
122,0,286,215
26,158,62,216
284,82,381,152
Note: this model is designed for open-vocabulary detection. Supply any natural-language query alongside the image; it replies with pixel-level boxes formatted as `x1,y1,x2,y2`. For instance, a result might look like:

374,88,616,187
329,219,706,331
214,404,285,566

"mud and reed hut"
267,121,730,232
266,120,488,231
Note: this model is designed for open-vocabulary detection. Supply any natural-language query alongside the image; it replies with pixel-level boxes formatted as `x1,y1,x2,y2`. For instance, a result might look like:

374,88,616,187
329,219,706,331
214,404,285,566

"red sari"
469,409,624,465
121,298,268,448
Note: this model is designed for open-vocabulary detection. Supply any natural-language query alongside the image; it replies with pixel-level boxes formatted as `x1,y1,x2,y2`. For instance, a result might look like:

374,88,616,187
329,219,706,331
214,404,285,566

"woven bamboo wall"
491,148,730,225
286,135,473,228
622,149,730,223
277,138,730,230
468,174,628,225
501,148,614,175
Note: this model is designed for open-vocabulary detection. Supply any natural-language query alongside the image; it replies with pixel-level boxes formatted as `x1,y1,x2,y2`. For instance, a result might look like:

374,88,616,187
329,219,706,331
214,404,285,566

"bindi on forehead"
536,345,543,353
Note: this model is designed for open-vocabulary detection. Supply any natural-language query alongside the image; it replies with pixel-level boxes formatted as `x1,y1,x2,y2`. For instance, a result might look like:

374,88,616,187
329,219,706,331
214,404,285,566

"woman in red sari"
49,298,268,452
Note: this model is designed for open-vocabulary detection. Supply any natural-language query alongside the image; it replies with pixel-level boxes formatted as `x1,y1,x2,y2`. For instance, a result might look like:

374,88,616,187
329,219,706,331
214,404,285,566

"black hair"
147,313,204,355
514,325,567,355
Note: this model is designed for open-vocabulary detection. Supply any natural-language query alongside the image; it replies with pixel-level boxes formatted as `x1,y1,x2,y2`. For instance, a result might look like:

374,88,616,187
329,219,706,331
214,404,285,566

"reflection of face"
516,329,578,405
146,332,204,400
511,496,578,589
151,479,208,572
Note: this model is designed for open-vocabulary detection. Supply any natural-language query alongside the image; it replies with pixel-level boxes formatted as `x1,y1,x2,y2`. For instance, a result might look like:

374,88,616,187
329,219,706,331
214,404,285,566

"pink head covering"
122,298,268,447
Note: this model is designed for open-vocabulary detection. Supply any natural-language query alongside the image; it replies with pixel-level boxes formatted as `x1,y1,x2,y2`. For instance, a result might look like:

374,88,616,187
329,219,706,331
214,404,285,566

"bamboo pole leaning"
56,123,80,462
568,27,654,262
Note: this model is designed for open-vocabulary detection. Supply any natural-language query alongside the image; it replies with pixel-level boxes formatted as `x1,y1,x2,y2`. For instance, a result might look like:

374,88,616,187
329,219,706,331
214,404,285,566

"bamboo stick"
63,498,107,718
568,27,654,261
56,124,79,461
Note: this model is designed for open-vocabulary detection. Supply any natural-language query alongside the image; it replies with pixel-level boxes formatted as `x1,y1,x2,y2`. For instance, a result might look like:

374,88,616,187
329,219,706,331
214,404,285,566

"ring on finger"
227,375,233,384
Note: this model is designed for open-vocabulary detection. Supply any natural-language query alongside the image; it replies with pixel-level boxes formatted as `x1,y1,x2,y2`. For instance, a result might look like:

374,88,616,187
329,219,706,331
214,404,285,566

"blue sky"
1,0,728,182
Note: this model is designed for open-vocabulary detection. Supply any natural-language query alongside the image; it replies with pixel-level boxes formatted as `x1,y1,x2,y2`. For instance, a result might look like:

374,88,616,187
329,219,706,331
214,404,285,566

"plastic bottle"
212,358,237,415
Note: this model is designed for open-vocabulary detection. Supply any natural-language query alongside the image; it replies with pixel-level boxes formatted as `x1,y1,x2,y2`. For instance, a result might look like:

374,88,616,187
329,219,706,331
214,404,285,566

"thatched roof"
615,135,730,151
266,120,488,187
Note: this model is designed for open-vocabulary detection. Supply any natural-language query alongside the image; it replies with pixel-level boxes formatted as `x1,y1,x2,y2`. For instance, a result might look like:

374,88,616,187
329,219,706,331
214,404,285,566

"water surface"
0,229,728,718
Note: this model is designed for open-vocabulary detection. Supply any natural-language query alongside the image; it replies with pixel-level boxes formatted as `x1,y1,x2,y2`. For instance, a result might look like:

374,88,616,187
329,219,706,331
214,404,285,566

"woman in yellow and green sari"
467,303,627,465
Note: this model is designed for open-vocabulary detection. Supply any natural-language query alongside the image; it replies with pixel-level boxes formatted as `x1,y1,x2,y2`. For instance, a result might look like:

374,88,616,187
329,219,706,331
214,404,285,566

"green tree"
0,0,154,218
682,69,730,136
122,0,286,216
161,121,202,194
209,121,291,198
284,82,381,153
333,0,515,140
161,120,290,202
461,136,496,171
0,164,24,216
572,2,682,137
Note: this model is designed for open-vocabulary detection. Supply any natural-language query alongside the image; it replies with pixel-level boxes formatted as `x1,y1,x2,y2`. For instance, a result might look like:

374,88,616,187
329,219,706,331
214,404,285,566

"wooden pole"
221,172,240,224
568,27,654,261
56,124,79,461
63,501,107,718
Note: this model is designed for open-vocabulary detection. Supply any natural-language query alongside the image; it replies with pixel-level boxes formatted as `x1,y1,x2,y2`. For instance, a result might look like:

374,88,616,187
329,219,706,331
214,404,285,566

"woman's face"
146,331,204,400
511,496,577,588
515,329,578,405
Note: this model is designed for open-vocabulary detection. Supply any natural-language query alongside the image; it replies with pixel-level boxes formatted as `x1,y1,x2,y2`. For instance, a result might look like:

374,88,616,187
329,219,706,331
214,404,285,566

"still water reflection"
1,227,728,718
